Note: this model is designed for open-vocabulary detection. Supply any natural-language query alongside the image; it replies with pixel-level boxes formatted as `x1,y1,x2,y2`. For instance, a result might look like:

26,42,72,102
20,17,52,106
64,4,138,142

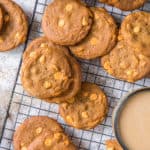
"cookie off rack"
0,0,150,150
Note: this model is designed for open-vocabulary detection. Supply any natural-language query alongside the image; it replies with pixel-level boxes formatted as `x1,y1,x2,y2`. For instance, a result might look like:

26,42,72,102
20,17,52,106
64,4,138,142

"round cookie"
28,131,77,150
146,74,150,78
0,0,28,51
59,82,108,129
13,116,63,150
42,0,93,45
106,139,123,150
0,6,3,31
99,0,147,11
101,42,150,82
69,7,117,59
21,37,81,102
120,11,150,57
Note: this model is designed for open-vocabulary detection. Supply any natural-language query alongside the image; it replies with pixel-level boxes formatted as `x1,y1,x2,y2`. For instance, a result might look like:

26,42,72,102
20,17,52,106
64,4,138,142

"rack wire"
0,0,150,149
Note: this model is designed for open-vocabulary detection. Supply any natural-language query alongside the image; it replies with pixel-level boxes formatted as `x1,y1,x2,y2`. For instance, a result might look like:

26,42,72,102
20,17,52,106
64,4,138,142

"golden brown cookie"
13,116,63,150
120,11,150,57
28,131,77,150
99,0,147,11
146,74,150,78
106,139,123,150
42,0,93,45
59,82,108,129
101,41,150,82
21,37,81,103
69,7,117,59
0,6,3,31
0,0,28,51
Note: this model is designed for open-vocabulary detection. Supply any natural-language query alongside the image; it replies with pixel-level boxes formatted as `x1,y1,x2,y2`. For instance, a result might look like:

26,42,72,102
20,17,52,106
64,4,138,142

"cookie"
100,0,147,11
69,7,117,59
21,37,81,103
0,0,28,51
120,11,150,57
106,139,123,150
28,131,77,150
59,82,108,129
101,41,150,82
146,74,150,78
0,6,3,31
42,0,93,45
13,116,63,150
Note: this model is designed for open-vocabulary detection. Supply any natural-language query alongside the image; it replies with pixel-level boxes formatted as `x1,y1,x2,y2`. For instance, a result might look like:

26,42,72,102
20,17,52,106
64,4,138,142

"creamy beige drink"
119,90,150,150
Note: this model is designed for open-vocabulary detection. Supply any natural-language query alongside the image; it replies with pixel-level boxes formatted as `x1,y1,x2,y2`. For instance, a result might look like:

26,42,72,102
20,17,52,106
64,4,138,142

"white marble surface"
0,0,36,138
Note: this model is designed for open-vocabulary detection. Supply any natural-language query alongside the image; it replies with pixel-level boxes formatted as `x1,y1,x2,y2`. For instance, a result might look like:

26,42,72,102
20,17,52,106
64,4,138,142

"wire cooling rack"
0,0,150,149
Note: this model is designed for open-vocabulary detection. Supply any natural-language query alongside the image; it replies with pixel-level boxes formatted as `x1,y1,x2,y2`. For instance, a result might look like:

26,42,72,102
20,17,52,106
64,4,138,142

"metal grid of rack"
0,0,150,149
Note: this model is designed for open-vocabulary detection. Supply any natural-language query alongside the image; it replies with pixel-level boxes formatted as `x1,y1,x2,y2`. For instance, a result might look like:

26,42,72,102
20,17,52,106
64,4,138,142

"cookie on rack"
99,0,147,11
13,116,63,150
119,11,150,57
146,74,150,78
101,41,150,82
28,131,77,150
69,7,117,59
106,139,123,150
0,6,3,31
21,37,81,103
59,82,108,129
42,0,93,45
0,0,28,51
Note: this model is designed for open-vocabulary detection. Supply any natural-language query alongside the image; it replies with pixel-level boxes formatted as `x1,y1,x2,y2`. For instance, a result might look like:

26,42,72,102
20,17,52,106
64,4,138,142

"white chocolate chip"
43,81,52,89
82,17,88,26
44,138,52,146
65,4,73,12
58,19,65,27
133,26,140,33
90,93,98,100
90,37,98,45
21,147,27,150
81,111,89,118
39,55,46,64
35,127,42,135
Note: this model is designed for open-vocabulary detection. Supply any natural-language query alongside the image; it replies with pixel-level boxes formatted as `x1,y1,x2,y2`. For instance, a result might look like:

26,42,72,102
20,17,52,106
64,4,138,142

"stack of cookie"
101,11,150,82
0,0,28,51
14,116,77,150
21,37,82,104
21,0,109,131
